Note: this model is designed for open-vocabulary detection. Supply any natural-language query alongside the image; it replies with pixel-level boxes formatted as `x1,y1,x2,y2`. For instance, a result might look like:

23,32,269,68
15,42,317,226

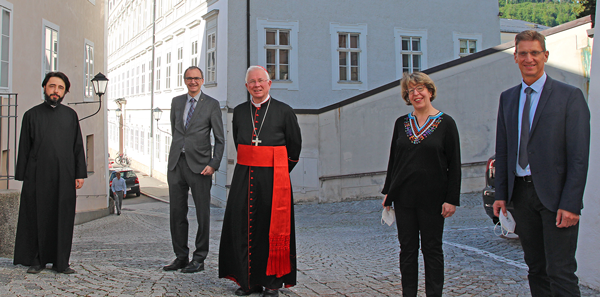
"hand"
556,209,579,228
75,179,84,189
201,165,215,176
441,202,456,218
382,195,391,211
493,200,507,217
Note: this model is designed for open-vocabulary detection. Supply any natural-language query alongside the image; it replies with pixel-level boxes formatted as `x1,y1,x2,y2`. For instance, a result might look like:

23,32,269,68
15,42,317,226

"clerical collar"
251,95,270,107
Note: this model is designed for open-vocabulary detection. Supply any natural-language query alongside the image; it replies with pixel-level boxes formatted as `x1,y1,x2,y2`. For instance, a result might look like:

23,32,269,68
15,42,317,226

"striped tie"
185,98,196,130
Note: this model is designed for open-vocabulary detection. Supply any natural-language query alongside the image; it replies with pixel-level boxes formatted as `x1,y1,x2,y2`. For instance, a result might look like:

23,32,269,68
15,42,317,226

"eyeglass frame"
184,77,204,82
515,50,546,58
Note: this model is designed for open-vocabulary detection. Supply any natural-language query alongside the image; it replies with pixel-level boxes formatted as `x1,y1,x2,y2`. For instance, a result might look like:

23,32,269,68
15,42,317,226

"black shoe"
261,289,279,297
181,260,204,273
163,258,189,271
27,265,44,274
235,286,263,296
52,265,76,274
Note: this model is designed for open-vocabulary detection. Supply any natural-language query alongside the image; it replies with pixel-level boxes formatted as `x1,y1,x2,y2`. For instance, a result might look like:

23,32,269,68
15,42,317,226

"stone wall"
0,190,20,258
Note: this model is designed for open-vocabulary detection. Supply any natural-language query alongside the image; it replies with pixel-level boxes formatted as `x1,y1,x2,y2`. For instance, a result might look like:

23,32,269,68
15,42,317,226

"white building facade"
107,0,501,203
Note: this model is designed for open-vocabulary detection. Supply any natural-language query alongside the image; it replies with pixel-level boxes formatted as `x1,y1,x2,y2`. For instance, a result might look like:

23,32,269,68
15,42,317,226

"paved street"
1,173,599,296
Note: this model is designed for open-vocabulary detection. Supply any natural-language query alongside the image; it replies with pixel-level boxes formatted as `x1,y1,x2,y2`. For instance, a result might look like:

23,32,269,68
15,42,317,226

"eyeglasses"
407,85,426,95
185,77,203,82
247,79,269,85
516,51,544,58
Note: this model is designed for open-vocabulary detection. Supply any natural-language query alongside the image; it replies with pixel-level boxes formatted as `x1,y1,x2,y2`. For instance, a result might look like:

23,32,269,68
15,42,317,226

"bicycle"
115,153,131,166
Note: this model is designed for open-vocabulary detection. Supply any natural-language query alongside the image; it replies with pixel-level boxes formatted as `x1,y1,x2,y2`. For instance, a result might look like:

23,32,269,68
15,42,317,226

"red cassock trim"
237,144,292,277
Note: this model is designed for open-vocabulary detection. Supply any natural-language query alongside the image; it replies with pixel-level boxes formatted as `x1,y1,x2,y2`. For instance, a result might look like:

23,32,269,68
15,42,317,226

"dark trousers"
512,177,580,297
394,206,445,297
167,154,212,262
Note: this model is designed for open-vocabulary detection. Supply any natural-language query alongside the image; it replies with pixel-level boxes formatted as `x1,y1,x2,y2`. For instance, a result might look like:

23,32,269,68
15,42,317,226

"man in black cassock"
13,72,87,274
219,66,302,297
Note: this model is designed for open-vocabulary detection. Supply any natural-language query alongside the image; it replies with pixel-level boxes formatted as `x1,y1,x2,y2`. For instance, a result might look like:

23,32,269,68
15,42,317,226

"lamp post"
78,72,109,121
153,107,171,135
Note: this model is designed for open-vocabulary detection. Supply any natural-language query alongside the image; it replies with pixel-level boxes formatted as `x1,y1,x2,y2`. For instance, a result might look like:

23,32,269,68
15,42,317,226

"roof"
500,18,550,34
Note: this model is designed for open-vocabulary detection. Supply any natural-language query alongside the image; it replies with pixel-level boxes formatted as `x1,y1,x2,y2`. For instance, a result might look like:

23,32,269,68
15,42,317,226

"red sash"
237,144,291,277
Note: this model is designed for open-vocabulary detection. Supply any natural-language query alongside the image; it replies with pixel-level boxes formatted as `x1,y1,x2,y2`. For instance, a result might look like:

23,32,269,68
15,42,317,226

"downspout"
246,0,250,102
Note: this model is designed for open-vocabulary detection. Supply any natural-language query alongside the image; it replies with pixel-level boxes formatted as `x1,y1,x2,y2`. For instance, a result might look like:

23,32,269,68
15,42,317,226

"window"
330,23,368,90
190,40,198,67
265,29,290,81
156,133,161,159
453,32,482,59
136,65,140,94
164,135,169,162
177,46,183,87
155,56,161,91
86,135,94,173
205,31,216,83
394,28,427,78
140,128,145,154
43,20,59,75
141,63,146,92
338,33,360,82
0,3,12,91
257,20,299,90
148,60,152,93
202,10,218,84
459,39,477,57
165,52,171,89
84,40,94,98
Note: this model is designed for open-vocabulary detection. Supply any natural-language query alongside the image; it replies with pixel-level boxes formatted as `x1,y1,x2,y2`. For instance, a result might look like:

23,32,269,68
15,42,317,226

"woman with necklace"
382,72,461,297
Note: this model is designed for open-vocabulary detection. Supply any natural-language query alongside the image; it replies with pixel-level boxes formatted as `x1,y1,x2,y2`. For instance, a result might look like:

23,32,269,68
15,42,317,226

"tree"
575,0,596,27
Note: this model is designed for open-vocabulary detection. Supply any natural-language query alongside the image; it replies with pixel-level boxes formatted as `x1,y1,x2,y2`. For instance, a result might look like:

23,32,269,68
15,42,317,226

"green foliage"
499,0,579,27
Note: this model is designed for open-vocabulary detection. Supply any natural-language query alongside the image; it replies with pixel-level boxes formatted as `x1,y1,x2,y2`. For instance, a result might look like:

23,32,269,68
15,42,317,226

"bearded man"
13,71,87,274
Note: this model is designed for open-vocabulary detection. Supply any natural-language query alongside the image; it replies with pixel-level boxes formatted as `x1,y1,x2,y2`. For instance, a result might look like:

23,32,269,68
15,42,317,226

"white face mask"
495,211,516,236
381,208,396,226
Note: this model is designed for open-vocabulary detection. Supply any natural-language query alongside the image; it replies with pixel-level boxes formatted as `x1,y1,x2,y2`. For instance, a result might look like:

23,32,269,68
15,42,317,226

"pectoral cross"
252,136,262,146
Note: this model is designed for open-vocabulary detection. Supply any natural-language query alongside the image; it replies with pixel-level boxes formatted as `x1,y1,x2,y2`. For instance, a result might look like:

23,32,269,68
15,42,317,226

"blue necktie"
185,98,196,130
519,87,533,170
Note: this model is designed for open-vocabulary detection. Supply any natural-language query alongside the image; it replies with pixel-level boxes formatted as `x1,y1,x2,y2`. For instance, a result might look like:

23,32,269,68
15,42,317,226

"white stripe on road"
443,241,528,270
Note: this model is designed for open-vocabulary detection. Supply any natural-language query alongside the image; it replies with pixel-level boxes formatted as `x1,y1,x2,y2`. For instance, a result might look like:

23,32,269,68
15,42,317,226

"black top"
382,112,461,213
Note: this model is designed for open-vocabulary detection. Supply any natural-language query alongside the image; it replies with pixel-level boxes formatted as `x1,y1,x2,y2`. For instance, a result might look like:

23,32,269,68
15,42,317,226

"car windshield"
121,171,137,178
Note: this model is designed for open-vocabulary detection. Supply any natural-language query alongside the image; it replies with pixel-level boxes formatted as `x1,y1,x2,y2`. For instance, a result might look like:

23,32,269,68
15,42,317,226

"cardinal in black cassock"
219,66,302,297
13,72,87,274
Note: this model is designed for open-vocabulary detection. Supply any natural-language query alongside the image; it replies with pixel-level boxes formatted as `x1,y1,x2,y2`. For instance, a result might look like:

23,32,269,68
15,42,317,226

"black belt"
516,175,533,182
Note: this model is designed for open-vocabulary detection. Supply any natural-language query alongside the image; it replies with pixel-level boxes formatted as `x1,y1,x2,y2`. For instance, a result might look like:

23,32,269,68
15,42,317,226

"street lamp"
153,107,171,135
153,107,162,121
115,108,122,119
78,72,110,121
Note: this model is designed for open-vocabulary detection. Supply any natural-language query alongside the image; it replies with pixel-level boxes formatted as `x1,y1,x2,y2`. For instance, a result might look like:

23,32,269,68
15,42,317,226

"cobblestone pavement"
1,192,599,296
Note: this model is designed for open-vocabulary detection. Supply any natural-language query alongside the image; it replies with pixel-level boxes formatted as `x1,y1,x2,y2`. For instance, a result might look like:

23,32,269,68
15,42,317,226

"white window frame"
190,39,198,67
330,23,367,91
202,10,218,86
257,19,298,90
394,28,427,79
453,32,482,59
0,1,13,92
83,39,94,100
176,45,183,87
165,52,171,89
42,19,60,78
155,55,161,91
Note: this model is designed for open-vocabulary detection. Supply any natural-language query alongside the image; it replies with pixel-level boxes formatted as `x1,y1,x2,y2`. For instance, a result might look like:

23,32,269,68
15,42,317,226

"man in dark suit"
163,66,224,273
494,30,590,297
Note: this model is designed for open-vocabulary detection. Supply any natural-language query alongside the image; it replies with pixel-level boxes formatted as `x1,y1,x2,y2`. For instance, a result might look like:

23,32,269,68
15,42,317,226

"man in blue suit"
494,30,590,297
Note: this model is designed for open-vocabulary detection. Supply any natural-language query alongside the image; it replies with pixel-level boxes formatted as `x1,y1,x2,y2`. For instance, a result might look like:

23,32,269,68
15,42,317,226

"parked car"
482,154,514,224
109,168,141,198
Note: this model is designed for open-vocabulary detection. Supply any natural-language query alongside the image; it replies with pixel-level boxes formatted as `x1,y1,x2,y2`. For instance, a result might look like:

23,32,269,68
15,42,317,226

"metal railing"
0,93,18,185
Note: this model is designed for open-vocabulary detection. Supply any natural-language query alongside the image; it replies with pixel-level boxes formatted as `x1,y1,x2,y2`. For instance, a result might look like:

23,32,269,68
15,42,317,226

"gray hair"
245,65,271,83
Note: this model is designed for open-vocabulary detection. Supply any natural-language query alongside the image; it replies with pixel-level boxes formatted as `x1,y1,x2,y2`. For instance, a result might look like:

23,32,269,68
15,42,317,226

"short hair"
400,72,437,105
515,30,546,52
245,65,271,83
42,72,71,93
183,66,204,79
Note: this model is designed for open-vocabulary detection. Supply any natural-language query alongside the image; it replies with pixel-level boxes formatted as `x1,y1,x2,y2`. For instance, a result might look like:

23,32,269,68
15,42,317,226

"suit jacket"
495,75,590,215
168,92,225,174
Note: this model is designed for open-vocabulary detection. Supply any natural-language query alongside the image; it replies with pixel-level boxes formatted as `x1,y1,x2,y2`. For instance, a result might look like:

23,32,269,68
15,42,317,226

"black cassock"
219,97,302,290
13,102,87,271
